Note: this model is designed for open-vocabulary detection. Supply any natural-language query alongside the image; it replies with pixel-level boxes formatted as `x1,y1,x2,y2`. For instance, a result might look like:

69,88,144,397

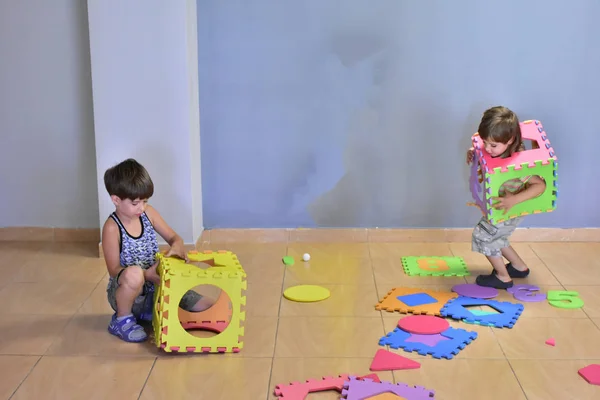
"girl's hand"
492,193,517,214
466,148,475,164
144,261,161,285
165,242,189,262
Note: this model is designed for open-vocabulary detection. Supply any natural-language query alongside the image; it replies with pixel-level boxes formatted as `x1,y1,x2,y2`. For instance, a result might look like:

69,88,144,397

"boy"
102,158,212,342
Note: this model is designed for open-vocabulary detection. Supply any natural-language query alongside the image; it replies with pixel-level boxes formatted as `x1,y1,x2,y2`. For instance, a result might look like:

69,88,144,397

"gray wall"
0,0,98,228
198,0,600,229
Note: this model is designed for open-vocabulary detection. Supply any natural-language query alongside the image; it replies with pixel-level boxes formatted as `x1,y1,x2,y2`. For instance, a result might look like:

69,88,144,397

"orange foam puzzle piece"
375,287,458,316
367,394,406,400
178,290,233,331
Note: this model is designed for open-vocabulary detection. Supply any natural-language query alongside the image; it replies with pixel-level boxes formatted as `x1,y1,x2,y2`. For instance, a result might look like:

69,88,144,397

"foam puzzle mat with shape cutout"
379,325,478,360
440,296,524,328
376,287,458,316
342,376,436,399
401,256,470,277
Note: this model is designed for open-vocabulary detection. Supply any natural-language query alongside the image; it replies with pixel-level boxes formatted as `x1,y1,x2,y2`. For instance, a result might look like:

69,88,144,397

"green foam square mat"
401,256,470,277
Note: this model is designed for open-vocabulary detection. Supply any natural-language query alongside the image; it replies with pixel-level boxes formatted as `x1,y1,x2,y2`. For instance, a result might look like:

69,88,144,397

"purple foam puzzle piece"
469,150,486,214
341,376,435,399
452,283,498,299
507,284,547,302
405,333,450,347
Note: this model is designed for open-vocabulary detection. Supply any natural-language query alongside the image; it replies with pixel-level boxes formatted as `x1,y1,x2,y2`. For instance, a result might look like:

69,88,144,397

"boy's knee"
119,266,145,289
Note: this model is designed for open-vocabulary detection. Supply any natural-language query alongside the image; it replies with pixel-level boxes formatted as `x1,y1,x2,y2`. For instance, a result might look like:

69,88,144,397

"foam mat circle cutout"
283,285,331,302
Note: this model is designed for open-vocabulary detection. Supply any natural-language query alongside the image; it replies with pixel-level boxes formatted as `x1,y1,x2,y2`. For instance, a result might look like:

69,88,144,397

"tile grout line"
526,243,594,322
74,273,107,314
488,325,530,400
451,242,528,399
41,274,107,357
8,355,43,400
264,238,288,400
527,244,566,291
506,359,530,400
447,243,470,285
527,242,600,330
137,357,158,400
366,241,394,384
41,315,76,358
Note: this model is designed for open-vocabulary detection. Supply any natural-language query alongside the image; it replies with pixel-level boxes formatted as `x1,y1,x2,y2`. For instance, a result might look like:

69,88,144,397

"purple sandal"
108,314,148,342
138,283,155,322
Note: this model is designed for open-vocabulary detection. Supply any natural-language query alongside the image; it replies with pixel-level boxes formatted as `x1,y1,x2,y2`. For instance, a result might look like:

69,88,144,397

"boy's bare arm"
145,205,180,244
102,219,125,278
145,205,188,261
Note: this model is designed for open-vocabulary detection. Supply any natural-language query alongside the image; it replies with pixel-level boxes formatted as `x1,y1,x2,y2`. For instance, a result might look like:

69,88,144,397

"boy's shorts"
471,216,523,257
106,277,203,318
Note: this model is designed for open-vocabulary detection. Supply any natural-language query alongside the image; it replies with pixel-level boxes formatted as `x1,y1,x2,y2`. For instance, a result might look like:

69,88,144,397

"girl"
466,106,547,289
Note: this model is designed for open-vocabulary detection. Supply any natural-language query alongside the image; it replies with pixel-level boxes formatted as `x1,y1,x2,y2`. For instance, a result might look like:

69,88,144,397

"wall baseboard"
0,227,100,242
198,227,600,244
2,227,597,259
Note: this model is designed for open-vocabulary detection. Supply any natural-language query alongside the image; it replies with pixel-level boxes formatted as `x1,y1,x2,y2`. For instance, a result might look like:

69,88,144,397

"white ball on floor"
302,253,311,261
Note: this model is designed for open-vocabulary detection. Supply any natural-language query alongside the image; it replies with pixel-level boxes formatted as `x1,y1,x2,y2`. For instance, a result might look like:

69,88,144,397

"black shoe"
476,273,514,289
493,262,530,278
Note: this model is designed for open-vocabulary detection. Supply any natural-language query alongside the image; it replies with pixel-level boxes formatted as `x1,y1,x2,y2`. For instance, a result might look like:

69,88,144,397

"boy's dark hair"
478,106,522,157
104,158,154,200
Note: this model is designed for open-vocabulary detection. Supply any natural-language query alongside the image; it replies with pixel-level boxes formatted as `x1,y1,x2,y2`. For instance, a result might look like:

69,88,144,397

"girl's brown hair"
477,106,522,157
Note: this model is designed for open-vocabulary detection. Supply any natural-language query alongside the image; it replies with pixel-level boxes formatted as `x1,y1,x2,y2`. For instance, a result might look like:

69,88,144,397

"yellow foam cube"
152,250,246,353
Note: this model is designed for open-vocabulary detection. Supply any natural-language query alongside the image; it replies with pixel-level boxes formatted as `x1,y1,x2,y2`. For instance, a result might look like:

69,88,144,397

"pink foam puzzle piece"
545,338,555,346
397,315,450,335
274,374,350,399
370,349,421,371
274,374,379,399
361,373,382,383
579,364,600,385
472,120,556,174
405,333,450,347
342,376,435,399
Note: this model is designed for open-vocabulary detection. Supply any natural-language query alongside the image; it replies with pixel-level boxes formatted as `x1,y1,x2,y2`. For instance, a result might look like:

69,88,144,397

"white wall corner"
186,0,204,244
88,0,204,247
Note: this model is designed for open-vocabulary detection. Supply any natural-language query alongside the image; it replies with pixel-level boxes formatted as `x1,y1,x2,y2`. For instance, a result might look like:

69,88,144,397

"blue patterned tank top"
109,211,159,271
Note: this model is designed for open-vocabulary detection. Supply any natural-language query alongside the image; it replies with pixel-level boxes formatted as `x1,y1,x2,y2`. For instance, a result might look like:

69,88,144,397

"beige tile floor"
1,238,600,399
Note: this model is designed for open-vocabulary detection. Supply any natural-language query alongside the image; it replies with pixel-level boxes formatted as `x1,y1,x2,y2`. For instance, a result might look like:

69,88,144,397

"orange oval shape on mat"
397,315,449,335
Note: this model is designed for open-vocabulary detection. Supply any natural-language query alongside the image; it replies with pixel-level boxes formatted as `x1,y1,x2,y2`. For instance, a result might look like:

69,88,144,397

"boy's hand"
165,242,189,262
492,192,517,214
466,148,475,164
144,261,161,285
